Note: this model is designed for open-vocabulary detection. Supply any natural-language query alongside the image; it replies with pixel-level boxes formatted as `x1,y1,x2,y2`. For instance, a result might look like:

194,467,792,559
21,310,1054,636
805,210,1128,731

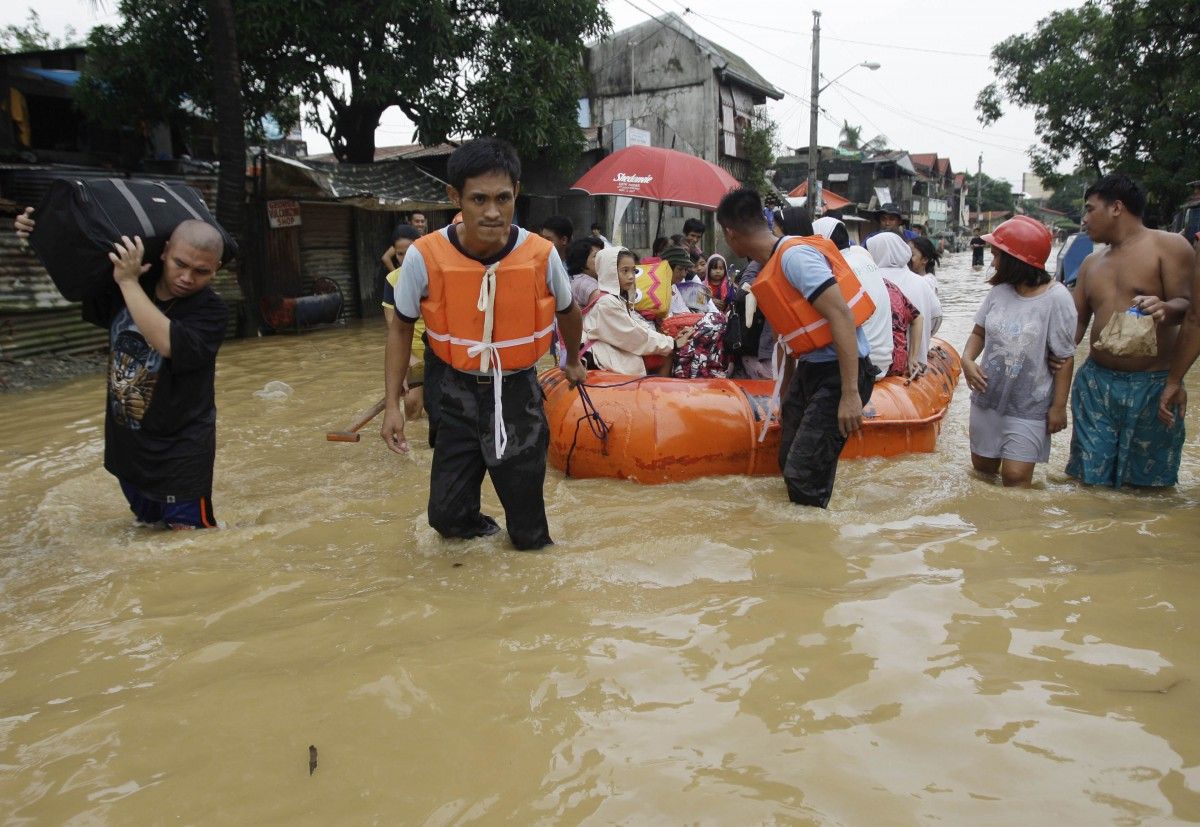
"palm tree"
838,120,863,150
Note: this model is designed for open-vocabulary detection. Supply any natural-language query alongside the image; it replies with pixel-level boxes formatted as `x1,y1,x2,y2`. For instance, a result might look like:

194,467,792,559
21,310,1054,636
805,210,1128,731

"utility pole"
976,153,983,229
805,11,821,220
629,40,636,125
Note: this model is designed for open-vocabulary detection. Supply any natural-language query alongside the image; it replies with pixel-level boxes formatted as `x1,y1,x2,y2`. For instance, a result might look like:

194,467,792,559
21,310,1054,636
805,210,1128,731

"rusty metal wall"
0,167,244,358
0,309,107,361
299,202,358,321
0,167,241,306
0,234,74,313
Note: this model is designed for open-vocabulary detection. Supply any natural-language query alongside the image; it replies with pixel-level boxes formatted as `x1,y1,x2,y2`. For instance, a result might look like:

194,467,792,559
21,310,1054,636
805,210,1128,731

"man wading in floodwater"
380,138,586,550
716,187,877,508
14,210,228,529
1067,173,1193,487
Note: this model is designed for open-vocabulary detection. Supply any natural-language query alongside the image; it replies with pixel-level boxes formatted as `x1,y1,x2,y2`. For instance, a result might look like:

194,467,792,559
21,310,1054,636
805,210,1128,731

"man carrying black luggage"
15,208,229,529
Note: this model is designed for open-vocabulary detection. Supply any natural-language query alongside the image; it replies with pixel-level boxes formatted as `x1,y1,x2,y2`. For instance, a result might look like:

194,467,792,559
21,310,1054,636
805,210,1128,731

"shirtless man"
1067,173,1194,487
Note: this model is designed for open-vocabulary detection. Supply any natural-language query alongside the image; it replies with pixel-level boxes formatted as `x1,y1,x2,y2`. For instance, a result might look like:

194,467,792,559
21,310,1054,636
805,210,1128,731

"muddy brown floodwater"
1,251,1198,824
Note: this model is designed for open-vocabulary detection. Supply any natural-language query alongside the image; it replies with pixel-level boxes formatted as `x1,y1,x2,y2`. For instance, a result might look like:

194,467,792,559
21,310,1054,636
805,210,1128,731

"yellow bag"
634,258,673,318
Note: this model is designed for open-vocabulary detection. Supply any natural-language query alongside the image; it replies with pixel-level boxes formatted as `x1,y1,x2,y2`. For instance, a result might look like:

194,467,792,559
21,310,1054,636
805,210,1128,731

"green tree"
0,10,78,53
1044,170,1092,220
977,0,1200,225
861,134,890,155
963,172,1017,213
206,0,247,243
838,120,862,150
77,0,610,167
741,108,778,195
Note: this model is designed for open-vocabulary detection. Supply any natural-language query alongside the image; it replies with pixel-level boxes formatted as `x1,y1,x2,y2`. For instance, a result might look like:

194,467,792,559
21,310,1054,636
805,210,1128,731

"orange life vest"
750,235,876,356
418,230,557,373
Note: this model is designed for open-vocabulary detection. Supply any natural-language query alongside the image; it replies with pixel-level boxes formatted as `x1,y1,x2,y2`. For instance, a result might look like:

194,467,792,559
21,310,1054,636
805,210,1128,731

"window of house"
621,198,649,252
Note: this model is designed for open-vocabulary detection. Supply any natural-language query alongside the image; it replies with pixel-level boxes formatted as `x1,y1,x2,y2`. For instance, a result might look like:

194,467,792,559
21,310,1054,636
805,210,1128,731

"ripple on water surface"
0,252,1198,822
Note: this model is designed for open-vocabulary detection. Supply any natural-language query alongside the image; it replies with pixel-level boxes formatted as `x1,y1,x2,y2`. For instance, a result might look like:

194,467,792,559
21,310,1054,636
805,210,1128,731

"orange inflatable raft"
540,338,962,483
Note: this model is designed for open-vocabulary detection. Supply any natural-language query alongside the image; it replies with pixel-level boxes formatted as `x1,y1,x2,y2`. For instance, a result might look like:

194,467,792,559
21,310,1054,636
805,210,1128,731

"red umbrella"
570,145,740,210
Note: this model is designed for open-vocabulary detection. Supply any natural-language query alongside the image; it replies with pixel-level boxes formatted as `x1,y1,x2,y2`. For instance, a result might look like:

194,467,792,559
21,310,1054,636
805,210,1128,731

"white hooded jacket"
581,247,674,375
867,232,942,366
813,217,893,377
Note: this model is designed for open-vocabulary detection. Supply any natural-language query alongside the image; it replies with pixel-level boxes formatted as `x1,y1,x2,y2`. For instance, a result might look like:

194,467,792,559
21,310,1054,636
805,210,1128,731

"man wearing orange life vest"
381,138,586,550
717,188,878,508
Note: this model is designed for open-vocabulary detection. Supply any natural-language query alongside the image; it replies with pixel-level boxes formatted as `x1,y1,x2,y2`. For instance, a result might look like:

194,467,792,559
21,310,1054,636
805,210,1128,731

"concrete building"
585,13,782,253
1022,172,1056,204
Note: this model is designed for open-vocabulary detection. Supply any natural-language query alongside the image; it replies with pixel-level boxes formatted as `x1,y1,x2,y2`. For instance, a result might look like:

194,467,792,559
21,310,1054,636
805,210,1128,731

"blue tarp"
1057,233,1093,287
19,68,81,87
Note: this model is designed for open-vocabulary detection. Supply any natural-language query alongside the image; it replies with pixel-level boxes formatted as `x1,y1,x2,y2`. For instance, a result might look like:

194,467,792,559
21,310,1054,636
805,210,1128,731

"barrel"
259,278,343,331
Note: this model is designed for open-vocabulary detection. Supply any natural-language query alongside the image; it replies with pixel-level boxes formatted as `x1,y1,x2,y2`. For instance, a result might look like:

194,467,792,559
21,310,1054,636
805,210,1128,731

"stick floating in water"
325,397,386,442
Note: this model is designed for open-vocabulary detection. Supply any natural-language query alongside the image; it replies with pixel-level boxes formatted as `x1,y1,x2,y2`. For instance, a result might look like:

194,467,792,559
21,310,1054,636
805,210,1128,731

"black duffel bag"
28,178,238,301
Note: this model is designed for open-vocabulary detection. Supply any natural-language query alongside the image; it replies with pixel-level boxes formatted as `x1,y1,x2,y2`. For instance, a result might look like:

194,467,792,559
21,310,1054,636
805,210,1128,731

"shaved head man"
14,207,232,529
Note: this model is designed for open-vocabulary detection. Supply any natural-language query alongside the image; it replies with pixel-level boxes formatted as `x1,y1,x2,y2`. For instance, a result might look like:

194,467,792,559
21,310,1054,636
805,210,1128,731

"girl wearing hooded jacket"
867,232,943,371
582,246,689,376
704,254,736,312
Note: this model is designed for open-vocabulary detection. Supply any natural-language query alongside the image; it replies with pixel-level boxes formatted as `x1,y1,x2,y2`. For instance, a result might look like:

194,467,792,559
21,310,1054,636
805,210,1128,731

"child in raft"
582,246,691,376
704,253,737,312
961,217,1077,487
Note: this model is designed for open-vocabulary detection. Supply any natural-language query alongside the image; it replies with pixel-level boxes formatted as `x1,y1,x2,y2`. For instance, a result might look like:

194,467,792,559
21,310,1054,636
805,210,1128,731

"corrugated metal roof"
305,142,459,164
265,154,454,211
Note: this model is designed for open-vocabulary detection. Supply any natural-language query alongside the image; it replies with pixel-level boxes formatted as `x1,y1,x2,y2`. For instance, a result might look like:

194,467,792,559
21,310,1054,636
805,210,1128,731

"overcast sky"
4,0,1086,190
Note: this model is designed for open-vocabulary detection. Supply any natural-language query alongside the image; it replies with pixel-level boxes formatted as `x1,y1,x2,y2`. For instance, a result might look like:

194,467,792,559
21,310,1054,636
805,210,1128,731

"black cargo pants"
427,366,552,550
778,356,877,508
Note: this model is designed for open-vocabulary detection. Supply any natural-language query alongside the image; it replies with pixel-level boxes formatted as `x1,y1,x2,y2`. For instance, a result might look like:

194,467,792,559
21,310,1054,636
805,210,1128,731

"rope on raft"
561,375,669,477
565,383,612,478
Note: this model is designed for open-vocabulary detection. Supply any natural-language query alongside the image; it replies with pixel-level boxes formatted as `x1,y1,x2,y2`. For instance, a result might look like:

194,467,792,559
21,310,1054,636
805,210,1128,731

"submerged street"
1,251,1199,823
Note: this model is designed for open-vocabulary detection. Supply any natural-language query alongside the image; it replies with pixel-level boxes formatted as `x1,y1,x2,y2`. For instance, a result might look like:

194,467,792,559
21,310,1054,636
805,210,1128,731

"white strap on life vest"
467,341,508,459
475,263,499,372
759,336,788,443
777,285,870,348
424,322,554,460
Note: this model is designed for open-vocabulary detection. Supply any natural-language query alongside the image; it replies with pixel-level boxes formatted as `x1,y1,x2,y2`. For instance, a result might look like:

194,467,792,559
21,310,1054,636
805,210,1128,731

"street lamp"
805,11,880,219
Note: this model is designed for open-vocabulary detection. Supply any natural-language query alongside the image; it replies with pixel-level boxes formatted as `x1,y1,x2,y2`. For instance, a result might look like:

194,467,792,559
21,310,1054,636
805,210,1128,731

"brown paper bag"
1093,311,1157,357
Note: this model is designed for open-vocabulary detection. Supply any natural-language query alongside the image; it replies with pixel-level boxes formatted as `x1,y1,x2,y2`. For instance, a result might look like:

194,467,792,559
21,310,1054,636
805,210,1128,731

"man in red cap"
1067,173,1194,488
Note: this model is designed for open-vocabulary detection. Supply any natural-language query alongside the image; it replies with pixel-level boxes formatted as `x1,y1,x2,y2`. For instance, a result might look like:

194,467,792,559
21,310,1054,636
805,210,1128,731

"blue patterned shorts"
1066,359,1185,487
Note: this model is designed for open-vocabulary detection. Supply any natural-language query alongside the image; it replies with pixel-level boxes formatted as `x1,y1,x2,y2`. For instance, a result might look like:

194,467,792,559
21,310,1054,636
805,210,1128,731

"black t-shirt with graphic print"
82,275,229,501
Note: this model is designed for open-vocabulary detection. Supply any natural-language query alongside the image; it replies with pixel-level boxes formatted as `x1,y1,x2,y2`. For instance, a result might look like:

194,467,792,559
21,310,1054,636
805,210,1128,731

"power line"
669,9,992,58
824,85,890,151
822,35,991,59
832,81,1031,154
668,1,811,74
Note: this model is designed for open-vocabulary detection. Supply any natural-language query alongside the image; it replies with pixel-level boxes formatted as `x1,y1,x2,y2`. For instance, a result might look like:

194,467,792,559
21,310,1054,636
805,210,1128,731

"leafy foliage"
741,108,778,195
75,0,610,165
838,120,861,150
0,10,78,53
962,172,1017,214
977,0,1200,224
1043,169,1092,220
